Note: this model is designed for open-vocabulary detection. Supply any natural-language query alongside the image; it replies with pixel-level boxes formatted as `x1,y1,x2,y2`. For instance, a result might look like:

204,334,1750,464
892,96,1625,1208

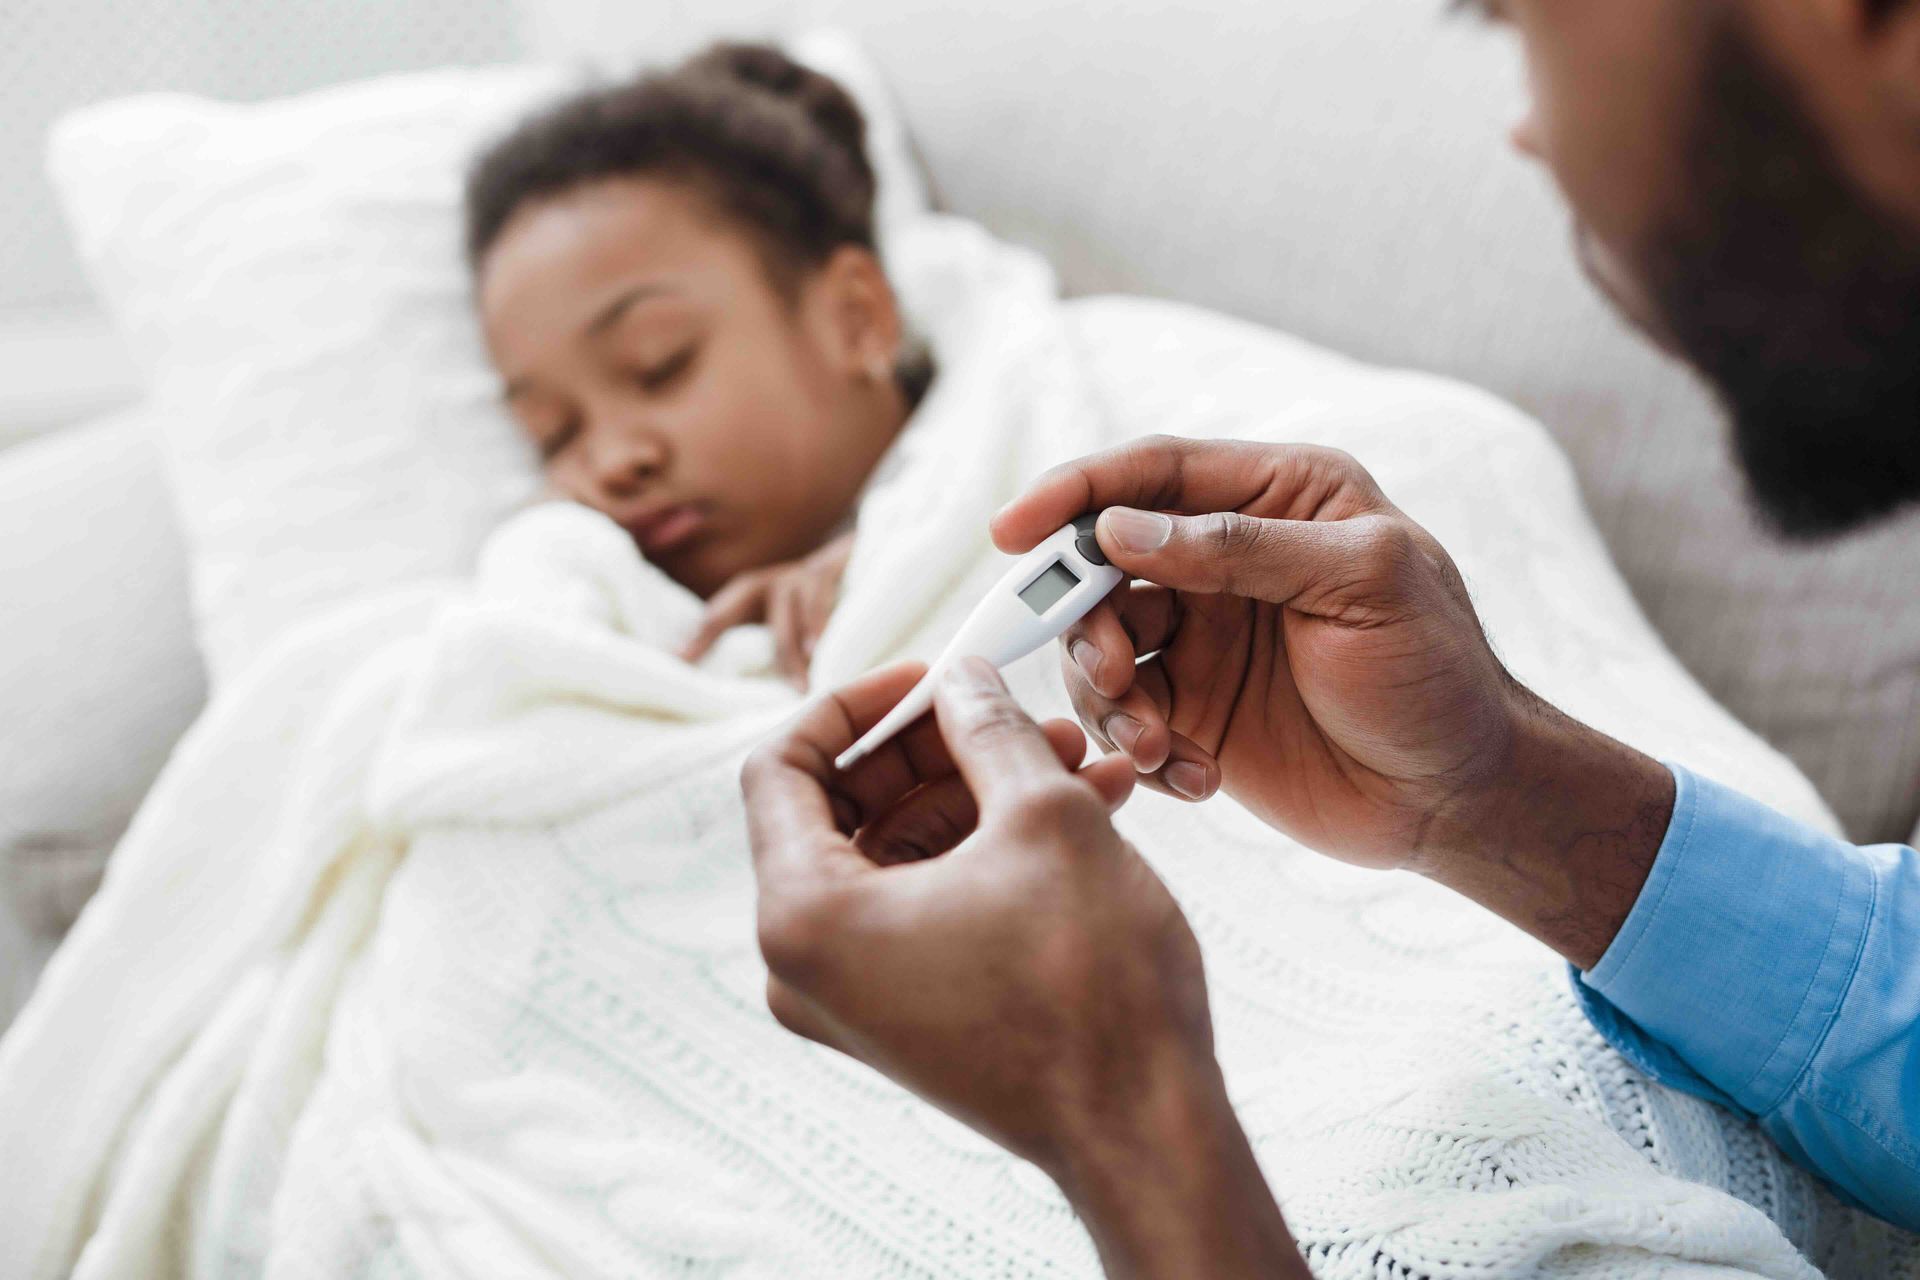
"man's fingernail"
1103,713,1144,757
1070,639,1102,684
1102,507,1172,554
1165,761,1209,800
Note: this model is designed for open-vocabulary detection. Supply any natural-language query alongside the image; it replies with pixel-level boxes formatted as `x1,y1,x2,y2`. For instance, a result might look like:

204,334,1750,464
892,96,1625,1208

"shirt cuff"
1572,762,1875,1116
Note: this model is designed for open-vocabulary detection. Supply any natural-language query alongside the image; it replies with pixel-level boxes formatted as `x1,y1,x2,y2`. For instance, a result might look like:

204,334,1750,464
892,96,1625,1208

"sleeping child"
466,41,933,687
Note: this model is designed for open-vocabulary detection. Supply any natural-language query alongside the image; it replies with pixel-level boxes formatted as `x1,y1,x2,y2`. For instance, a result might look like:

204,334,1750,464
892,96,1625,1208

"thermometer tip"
833,744,869,773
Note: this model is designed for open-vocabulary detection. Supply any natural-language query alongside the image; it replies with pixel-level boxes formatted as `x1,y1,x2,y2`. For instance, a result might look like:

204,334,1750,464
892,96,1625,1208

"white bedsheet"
1,216,1910,1279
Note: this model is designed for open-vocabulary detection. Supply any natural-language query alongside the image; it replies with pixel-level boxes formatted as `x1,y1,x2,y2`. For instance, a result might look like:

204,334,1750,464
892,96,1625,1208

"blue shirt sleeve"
1571,761,1920,1229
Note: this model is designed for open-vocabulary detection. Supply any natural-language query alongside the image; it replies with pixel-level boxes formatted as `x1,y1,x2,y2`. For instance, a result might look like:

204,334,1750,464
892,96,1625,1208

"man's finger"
797,662,1042,837
741,754,869,891
1061,584,1182,702
932,659,1076,808
1061,645,1174,773
1093,508,1417,613
990,437,1388,554
1061,599,1135,701
1077,752,1139,812
1110,582,1182,658
856,719,1126,865
1127,657,1220,803
831,670,998,830
681,572,768,661
742,662,926,886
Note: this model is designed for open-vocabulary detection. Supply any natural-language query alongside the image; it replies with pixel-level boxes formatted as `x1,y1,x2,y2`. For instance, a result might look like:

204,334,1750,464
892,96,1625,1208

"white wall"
1,0,533,449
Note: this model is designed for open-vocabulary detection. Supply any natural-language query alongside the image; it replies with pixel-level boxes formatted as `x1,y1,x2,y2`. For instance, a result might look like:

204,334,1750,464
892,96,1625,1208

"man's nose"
1509,109,1547,163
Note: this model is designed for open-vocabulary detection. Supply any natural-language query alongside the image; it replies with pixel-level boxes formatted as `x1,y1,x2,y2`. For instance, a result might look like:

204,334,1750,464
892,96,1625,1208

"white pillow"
47,34,929,685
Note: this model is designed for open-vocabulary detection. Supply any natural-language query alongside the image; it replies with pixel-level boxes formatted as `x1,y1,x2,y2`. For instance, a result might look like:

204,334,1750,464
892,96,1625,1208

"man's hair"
465,43,877,289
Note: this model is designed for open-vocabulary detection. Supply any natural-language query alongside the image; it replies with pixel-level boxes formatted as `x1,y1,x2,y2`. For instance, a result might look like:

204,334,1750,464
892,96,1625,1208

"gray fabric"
547,0,1920,840
0,414,205,940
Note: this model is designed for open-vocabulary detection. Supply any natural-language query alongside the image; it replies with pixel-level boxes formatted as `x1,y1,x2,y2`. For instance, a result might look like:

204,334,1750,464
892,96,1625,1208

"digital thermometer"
835,514,1124,772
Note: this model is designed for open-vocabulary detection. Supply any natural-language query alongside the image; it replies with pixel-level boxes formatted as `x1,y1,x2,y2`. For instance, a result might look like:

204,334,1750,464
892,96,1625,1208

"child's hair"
465,42,879,292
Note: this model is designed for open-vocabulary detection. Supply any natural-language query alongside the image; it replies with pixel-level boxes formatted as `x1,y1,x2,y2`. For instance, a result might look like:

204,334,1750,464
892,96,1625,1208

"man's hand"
681,531,855,687
741,660,1307,1279
993,436,1675,969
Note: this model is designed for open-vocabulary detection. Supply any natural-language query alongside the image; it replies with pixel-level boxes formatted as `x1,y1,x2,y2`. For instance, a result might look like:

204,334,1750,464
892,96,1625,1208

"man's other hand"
740,658,1206,1172
740,659,1307,1278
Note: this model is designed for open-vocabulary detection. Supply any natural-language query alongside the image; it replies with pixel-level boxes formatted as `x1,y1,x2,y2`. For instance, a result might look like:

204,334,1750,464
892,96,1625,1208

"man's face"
1471,0,1920,539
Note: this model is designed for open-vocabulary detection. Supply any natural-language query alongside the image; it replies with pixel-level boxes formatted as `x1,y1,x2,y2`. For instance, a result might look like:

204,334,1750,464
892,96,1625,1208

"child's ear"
816,245,903,382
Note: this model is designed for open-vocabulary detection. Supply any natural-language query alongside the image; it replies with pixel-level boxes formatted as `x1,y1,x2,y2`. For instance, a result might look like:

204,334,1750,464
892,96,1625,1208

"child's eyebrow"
584,281,678,338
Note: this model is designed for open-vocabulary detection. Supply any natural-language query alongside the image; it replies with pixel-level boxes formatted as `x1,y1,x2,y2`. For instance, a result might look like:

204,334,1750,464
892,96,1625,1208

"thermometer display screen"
1018,560,1081,615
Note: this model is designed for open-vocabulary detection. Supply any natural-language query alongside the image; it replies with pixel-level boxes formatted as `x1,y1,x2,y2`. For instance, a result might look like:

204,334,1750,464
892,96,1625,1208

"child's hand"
678,531,855,688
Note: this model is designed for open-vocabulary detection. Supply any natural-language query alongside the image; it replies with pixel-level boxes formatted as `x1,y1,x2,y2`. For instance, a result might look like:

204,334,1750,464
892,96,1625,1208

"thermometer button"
1071,513,1108,566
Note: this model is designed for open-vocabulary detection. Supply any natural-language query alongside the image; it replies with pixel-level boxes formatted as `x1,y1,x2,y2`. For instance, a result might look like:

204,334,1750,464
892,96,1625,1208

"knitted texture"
0,218,1909,1279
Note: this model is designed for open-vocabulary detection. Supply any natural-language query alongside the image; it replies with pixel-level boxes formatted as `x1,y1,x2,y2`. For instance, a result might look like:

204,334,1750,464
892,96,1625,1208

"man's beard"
1634,13,1920,540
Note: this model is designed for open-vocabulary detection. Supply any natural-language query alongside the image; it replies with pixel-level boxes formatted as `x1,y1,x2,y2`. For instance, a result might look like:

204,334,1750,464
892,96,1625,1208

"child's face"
477,178,905,597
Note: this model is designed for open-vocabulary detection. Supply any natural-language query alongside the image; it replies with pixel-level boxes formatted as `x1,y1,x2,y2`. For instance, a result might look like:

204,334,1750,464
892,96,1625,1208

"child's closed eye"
636,344,699,393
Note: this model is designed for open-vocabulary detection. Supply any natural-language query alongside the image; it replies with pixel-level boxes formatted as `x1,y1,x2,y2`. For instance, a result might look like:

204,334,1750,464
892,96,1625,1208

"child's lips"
630,502,708,556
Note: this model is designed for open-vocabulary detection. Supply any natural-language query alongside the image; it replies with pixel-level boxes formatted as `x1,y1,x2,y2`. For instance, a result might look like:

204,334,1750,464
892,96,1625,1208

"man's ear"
814,245,904,381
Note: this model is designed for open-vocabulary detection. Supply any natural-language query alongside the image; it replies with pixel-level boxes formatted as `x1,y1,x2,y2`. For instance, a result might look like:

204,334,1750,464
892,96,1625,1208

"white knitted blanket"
2,218,1912,1280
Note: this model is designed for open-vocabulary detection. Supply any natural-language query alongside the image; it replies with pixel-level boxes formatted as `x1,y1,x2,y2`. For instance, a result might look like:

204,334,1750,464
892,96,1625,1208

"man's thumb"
1095,505,1370,605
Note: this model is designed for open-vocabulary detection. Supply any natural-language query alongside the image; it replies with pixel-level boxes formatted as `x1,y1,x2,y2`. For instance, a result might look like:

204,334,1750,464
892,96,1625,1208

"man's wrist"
1415,687,1676,970
1046,1051,1308,1280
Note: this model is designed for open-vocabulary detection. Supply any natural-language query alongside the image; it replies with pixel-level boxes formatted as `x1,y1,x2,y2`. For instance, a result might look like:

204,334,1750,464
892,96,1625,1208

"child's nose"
585,426,668,499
